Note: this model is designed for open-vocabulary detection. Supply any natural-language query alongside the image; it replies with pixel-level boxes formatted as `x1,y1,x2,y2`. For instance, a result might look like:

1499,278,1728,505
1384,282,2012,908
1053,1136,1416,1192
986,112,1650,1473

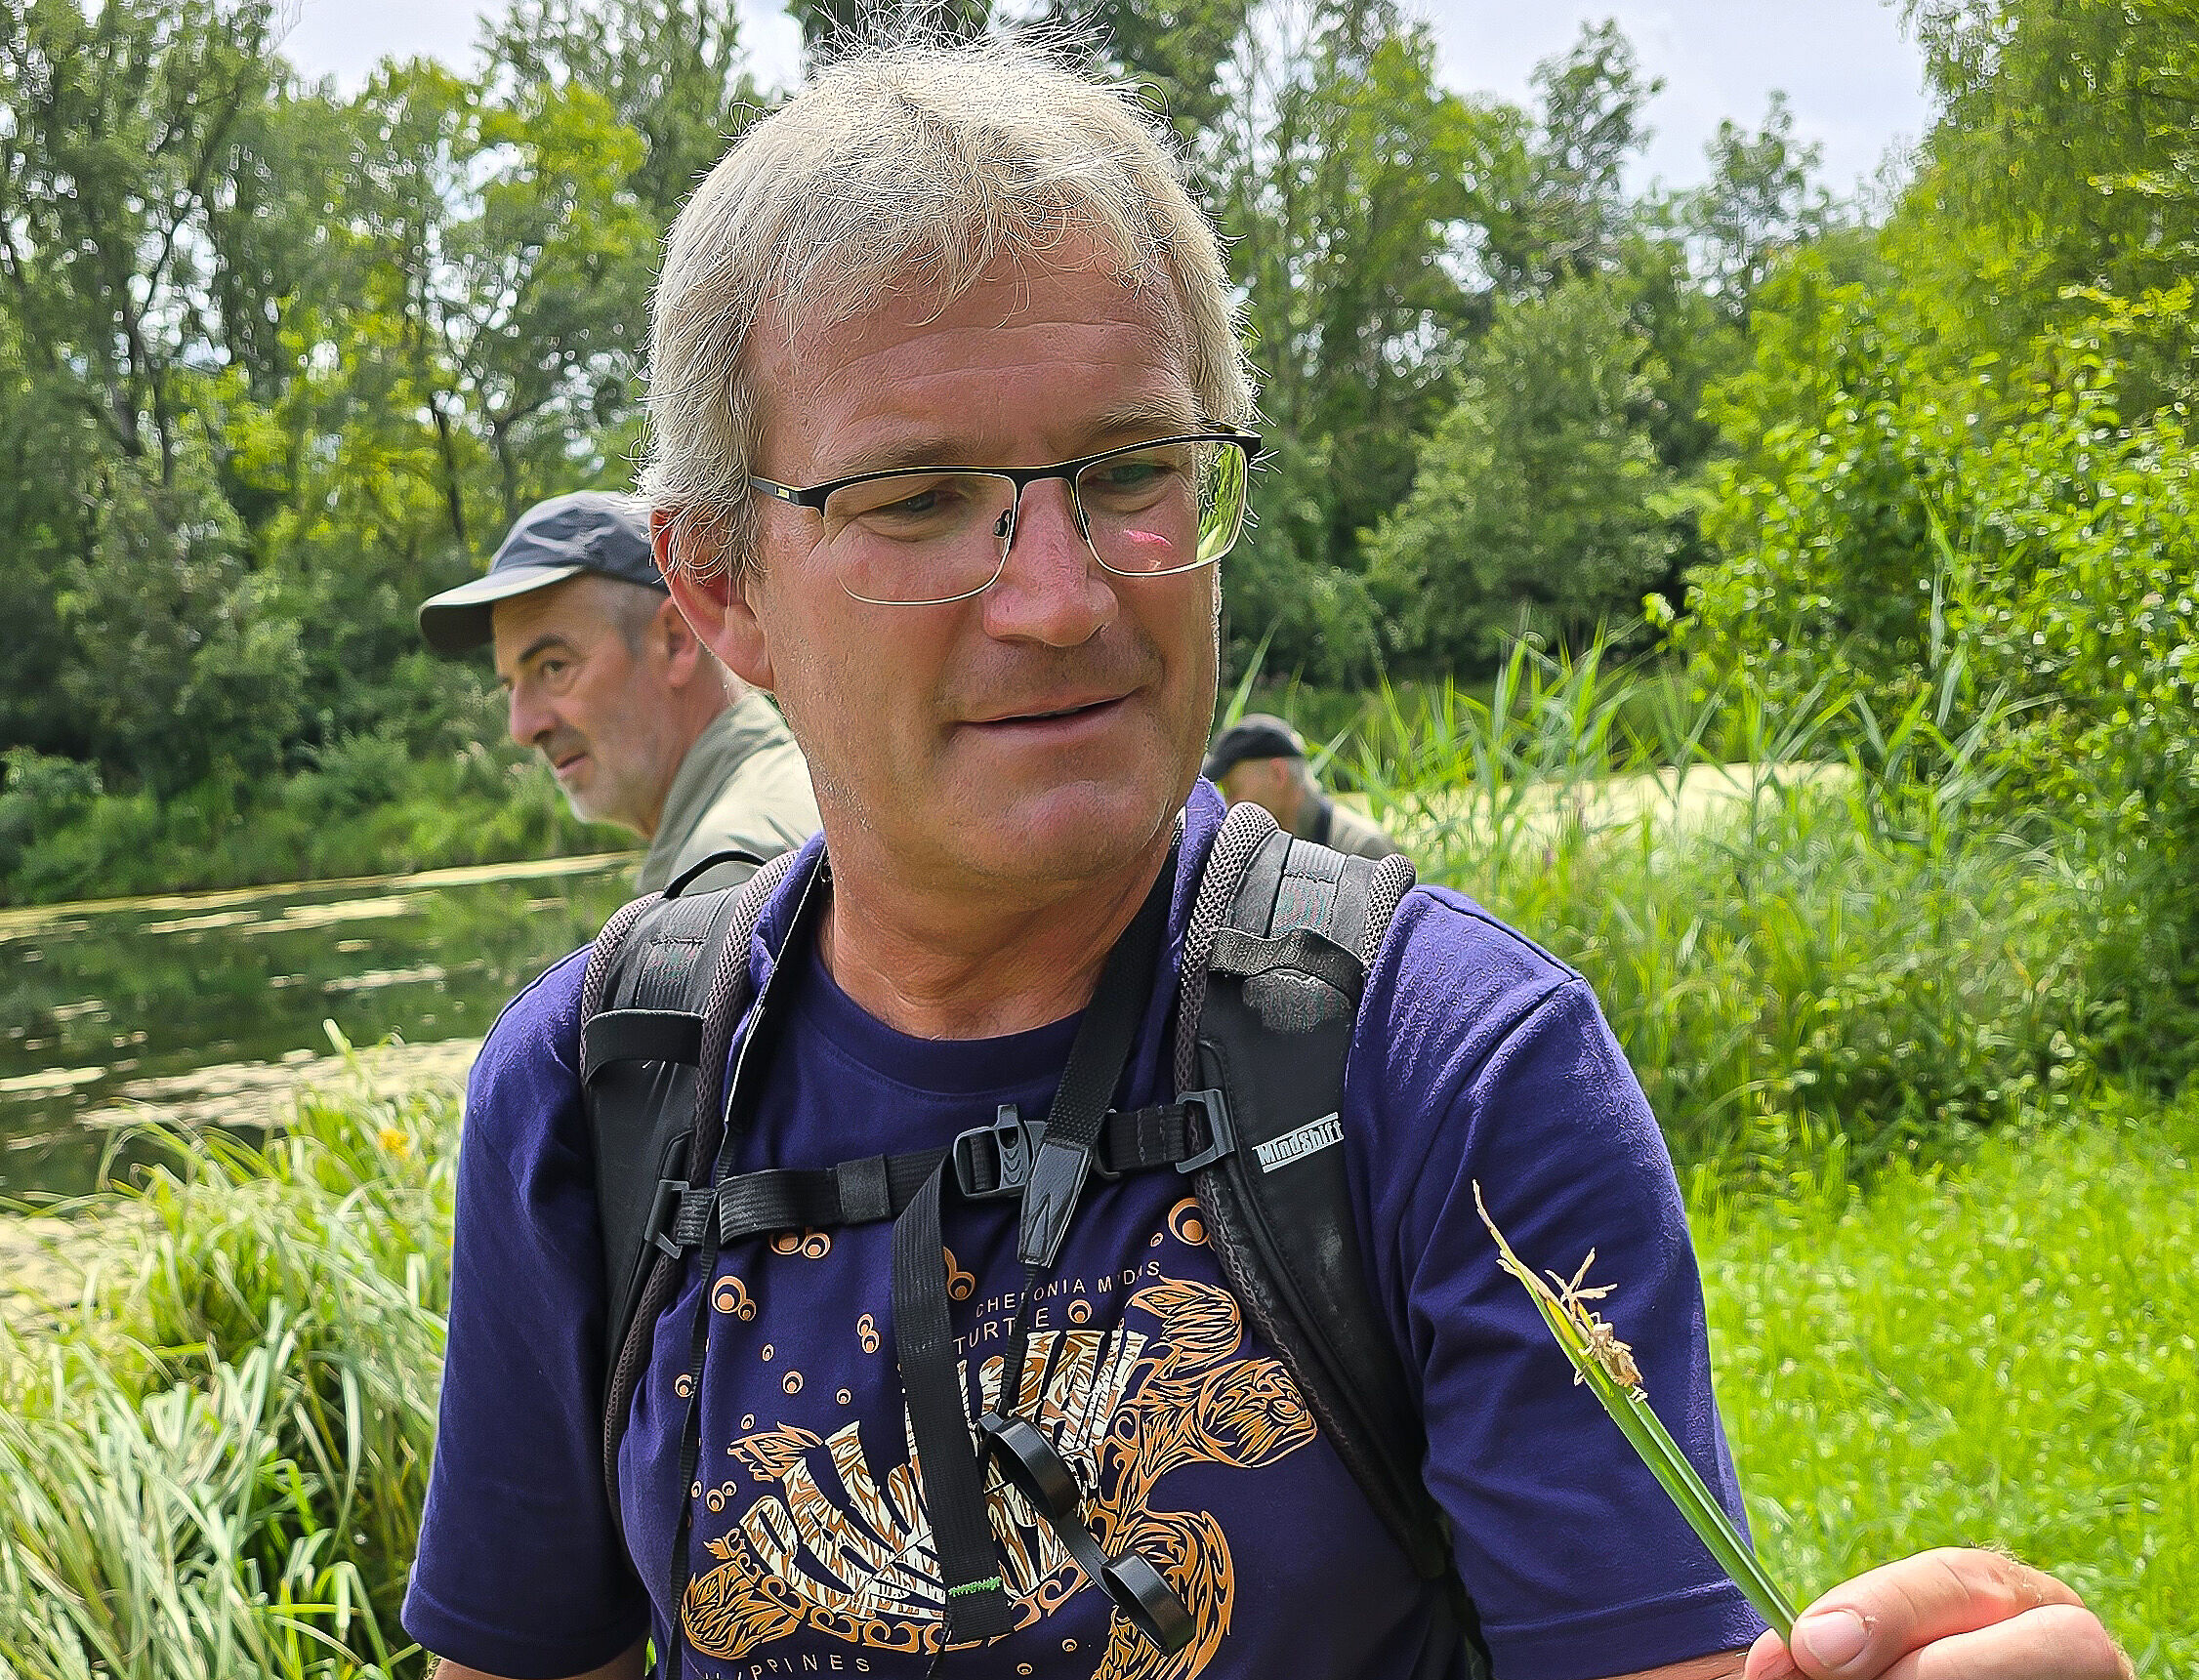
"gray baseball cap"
417,490,665,655
1202,714,1307,781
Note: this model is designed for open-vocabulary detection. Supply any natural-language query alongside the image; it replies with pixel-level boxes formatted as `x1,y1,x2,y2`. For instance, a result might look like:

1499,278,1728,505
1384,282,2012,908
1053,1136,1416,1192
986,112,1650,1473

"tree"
1204,0,1499,679
347,61,657,528
782,0,990,61
1475,20,1660,297
1053,0,1256,144
1367,276,1678,668
483,0,767,225
1684,92,1835,323
0,0,280,488
1900,0,2199,410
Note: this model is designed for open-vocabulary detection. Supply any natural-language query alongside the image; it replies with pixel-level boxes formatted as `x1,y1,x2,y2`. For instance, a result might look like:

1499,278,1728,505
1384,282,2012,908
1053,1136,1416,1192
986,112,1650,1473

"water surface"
1,854,637,1198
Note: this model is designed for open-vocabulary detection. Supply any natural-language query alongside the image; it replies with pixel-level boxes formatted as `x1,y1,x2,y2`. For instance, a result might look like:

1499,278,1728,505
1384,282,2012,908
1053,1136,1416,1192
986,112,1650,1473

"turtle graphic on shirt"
681,1268,1316,1677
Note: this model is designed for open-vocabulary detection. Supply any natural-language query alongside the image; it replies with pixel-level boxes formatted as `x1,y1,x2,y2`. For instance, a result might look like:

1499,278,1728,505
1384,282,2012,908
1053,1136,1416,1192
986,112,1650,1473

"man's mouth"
972,694,1127,729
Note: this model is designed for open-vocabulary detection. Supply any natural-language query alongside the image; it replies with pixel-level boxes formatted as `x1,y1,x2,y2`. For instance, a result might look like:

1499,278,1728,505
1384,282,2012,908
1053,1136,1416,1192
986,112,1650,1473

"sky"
273,0,1934,196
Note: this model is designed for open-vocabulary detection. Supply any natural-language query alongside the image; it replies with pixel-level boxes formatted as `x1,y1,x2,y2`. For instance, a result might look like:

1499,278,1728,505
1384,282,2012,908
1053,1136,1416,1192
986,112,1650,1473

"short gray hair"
641,35,1254,581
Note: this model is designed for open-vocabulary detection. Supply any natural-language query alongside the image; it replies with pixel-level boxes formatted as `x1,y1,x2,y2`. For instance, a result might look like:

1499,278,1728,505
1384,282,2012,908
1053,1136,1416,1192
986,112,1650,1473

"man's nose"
981,478,1116,646
507,683,551,748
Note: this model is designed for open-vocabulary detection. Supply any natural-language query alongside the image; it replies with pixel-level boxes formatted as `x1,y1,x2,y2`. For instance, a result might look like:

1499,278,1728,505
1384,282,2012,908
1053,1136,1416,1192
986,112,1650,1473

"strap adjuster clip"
645,1177,690,1257
952,1105,1045,1201
1174,1088,1236,1174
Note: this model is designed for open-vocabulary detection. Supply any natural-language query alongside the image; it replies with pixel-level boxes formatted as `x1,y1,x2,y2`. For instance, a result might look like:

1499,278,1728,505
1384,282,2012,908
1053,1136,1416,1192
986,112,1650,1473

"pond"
0,854,638,1199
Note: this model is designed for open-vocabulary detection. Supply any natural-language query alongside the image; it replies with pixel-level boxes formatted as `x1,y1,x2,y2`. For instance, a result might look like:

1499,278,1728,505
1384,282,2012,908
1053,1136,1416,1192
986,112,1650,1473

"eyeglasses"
750,430,1261,607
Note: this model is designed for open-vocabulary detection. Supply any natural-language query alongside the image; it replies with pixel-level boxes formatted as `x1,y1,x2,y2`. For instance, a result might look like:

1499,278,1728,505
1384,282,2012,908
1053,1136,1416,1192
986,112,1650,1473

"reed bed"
1345,644,2105,1190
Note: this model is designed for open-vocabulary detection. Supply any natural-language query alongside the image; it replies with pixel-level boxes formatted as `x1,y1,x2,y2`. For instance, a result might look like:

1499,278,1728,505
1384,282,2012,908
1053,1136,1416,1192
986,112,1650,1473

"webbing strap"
1017,867,1175,1272
892,1165,1017,1645
645,1102,1212,1256
579,1008,704,1083
891,854,1179,1659
660,858,823,1680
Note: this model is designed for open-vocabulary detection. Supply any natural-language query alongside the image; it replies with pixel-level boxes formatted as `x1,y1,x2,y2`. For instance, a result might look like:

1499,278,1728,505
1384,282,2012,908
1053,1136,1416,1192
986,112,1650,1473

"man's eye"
832,472,989,538
876,487,950,519
1081,451,1188,507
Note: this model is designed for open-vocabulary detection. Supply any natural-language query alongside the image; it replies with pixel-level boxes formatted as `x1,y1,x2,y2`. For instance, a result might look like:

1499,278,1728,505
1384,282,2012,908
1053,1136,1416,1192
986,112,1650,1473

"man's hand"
1741,1548,2130,1680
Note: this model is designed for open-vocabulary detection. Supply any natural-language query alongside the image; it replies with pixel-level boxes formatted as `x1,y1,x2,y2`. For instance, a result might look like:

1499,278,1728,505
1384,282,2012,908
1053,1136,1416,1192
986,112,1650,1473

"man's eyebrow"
499,632,576,683
813,401,1209,482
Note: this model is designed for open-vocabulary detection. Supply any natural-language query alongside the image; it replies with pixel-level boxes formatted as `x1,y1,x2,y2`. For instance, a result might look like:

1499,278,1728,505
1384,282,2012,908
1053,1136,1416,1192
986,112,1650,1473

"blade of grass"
1473,1183,1800,1639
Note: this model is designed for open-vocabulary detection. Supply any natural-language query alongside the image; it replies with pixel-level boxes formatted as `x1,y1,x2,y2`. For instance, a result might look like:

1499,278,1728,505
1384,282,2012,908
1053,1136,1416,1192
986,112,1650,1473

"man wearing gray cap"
419,490,818,891
1203,713,1405,861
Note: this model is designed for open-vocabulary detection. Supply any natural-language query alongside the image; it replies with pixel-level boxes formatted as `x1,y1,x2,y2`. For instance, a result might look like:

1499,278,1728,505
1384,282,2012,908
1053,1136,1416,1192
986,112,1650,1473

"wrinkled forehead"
746,245,1197,443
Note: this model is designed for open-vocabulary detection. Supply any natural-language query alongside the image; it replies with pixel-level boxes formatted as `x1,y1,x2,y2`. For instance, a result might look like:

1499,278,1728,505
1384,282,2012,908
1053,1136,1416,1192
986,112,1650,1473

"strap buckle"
1174,1088,1237,1175
951,1105,1045,1201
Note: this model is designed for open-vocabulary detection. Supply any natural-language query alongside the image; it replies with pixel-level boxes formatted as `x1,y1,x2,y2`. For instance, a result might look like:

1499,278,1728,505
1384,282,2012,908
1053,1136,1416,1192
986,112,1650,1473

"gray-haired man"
405,41,2125,1680
419,490,818,890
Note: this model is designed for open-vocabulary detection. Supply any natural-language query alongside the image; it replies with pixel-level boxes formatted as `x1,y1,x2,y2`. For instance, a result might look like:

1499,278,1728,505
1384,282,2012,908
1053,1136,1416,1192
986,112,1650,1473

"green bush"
0,748,103,879
1687,283,2199,1085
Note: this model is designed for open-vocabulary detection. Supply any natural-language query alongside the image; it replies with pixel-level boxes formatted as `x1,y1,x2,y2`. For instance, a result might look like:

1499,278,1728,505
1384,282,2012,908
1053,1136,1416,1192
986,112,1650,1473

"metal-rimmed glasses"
749,430,1261,606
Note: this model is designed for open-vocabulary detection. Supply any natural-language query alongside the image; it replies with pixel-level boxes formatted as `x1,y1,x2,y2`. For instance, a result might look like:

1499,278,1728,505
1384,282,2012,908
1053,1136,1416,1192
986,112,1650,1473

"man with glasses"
405,39,2127,1680
417,490,818,892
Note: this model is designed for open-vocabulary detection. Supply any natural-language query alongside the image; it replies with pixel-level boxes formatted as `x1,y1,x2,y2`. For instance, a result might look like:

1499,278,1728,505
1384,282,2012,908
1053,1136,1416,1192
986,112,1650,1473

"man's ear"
654,506,774,691
654,594,705,687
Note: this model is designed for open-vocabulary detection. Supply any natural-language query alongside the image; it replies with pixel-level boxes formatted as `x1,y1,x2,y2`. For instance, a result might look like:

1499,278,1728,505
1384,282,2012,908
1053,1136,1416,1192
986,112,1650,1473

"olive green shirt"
1298,793,1406,862
638,693,820,894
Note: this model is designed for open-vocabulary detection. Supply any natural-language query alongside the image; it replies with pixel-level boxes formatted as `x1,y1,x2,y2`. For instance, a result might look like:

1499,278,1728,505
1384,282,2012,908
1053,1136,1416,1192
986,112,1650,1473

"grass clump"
0,1055,454,1678
1699,1088,2198,1674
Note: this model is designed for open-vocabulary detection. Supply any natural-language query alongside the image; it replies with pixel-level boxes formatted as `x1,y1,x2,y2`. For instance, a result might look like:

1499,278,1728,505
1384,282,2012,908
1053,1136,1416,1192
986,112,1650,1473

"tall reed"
0,1041,451,1678
1344,642,2102,1191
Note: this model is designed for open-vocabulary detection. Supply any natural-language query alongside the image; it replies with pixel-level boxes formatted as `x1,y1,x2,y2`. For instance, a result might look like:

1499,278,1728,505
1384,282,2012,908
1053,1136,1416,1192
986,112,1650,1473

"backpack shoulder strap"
581,848,798,1524
1177,800,1487,1671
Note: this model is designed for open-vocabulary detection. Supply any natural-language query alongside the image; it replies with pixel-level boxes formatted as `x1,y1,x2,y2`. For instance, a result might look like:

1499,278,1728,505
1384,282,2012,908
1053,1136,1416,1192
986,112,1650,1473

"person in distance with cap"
418,489,819,891
1203,713,1406,860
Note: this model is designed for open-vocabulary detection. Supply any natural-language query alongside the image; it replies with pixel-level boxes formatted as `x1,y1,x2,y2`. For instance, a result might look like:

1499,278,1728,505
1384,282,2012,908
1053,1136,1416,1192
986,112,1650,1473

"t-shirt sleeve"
1350,890,1765,1680
401,948,651,1677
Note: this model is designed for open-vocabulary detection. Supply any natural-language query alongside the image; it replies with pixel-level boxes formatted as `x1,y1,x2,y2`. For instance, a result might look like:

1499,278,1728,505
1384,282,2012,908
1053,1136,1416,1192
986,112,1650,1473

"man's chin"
961,777,1185,889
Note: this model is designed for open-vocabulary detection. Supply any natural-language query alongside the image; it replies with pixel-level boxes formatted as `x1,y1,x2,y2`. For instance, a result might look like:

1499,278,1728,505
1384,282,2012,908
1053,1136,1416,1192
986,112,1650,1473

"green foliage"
0,749,104,881
0,0,658,839
1702,1091,2199,1673
1367,277,1680,668
1,748,623,908
483,0,767,226
1476,20,1658,295
1903,0,2199,404
1689,273,2199,1079
0,1065,453,1676
1211,0,1493,682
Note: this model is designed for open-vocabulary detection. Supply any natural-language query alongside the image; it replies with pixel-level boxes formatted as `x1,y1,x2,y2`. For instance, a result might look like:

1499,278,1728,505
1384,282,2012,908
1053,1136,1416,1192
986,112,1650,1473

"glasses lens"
1076,438,1248,578
824,471,1017,605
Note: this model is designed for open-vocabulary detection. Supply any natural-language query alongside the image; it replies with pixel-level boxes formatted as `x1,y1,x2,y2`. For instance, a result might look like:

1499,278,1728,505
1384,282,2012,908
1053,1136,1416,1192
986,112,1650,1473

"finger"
1872,1605,2130,1680
1786,1549,2090,1678
1742,1624,1800,1680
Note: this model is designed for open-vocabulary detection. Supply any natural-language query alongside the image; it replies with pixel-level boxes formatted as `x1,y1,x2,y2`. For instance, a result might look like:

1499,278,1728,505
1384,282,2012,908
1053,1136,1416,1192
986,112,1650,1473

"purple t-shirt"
404,786,1763,1680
